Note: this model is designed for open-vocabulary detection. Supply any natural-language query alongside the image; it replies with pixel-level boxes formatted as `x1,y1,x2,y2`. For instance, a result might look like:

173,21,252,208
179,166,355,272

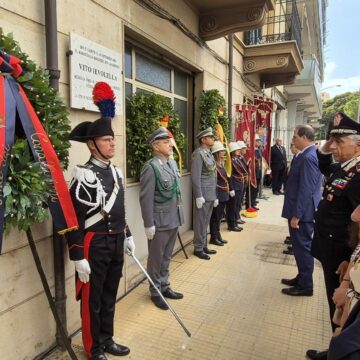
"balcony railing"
244,0,302,52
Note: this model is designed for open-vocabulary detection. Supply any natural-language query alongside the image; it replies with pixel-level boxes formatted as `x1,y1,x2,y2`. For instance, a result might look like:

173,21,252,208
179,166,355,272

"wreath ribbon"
0,74,78,252
0,50,23,78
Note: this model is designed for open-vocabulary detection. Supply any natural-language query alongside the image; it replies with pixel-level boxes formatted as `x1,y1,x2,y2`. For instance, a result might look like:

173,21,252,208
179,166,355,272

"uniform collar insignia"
89,156,111,169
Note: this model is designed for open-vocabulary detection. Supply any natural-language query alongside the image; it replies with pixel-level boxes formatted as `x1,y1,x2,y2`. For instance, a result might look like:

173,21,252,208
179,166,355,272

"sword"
129,252,191,337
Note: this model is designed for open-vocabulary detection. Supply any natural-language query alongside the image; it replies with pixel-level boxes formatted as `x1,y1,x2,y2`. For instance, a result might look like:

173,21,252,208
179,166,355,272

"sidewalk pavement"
47,188,332,360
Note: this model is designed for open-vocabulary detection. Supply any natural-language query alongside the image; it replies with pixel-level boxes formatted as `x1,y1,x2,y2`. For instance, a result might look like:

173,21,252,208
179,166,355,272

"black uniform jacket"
230,157,247,191
216,165,231,203
67,157,131,260
312,152,360,265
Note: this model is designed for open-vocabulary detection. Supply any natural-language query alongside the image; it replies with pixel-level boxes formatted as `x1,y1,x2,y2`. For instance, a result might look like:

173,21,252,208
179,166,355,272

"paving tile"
47,189,332,360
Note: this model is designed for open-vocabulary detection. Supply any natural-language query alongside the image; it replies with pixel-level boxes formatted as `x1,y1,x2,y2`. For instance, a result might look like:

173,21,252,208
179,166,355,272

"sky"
322,0,360,97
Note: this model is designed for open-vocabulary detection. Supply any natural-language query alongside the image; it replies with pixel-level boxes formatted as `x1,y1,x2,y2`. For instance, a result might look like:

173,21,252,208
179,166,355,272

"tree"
319,91,360,139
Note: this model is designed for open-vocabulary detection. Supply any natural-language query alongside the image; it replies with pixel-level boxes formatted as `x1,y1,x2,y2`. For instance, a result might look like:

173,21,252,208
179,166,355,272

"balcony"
242,0,303,88
284,59,322,121
186,0,275,41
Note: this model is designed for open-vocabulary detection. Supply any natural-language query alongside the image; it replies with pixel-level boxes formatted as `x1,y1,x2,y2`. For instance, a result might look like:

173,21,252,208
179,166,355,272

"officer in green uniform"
139,127,184,310
191,127,217,260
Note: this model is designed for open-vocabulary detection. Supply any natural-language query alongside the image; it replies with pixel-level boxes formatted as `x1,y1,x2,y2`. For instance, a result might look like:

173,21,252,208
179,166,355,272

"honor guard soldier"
307,112,360,360
67,83,134,360
209,141,233,247
191,127,217,260
226,141,247,229
139,127,184,310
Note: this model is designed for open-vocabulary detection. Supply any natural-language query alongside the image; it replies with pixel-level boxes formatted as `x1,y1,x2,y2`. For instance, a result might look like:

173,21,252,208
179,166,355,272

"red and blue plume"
92,82,116,118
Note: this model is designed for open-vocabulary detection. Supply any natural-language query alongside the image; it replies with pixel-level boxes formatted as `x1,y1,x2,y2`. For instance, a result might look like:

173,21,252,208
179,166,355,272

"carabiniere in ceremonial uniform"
312,112,360,333
67,111,133,359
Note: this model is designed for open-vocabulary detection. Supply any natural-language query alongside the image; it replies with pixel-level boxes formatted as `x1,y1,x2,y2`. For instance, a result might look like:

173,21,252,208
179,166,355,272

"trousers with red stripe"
78,232,125,358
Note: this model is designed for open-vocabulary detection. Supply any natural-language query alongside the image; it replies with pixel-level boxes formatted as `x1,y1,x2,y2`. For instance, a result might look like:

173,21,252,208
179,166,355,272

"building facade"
0,0,325,358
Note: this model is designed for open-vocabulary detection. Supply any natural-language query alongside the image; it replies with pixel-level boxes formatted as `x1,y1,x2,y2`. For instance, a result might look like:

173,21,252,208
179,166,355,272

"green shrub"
126,93,185,181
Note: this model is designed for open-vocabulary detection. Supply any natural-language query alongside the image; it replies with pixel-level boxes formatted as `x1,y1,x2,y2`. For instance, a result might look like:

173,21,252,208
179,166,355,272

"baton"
129,252,191,337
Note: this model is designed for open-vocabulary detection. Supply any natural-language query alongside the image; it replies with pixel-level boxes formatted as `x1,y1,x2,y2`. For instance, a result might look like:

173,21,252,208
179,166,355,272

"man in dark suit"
307,112,360,360
281,125,322,297
271,138,287,195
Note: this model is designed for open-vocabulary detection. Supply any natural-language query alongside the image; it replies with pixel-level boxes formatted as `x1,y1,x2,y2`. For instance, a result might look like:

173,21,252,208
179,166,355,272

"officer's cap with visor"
196,127,215,140
69,82,115,143
329,112,360,137
148,127,172,146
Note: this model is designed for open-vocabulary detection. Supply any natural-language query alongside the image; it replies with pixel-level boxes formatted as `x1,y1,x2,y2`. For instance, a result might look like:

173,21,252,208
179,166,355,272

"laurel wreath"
0,29,71,234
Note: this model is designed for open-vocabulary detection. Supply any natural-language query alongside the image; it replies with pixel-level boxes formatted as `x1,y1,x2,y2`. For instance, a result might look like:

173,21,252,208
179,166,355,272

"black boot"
209,235,224,246
217,232,228,244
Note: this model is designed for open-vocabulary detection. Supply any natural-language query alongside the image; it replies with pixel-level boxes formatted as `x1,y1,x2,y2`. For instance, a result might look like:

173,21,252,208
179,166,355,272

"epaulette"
71,165,96,184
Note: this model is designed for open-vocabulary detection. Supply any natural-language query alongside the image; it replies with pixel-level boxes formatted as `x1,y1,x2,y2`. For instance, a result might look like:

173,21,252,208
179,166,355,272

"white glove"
196,197,205,209
145,226,156,240
213,199,219,207
124,236,136,256
74,259,91,283
229,190,235,197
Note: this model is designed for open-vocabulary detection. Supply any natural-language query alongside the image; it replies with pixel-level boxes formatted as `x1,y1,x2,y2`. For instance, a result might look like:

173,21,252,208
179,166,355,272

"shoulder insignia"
72,166,96,184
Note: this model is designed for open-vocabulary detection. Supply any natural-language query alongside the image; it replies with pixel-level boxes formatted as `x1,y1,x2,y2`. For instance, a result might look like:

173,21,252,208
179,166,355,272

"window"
124,42,192,176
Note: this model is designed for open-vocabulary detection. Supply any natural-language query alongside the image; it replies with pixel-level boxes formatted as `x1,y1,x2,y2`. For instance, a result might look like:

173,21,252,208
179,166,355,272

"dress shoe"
283,248,294,255
237,219,246,225
203,247,217,254
252,206,259,211
218,233,228,244
209,238,224,246
194,250,210,260
284,238,291,245
104,342,130,356
281,286,313,296
90,354,107,360
227,226,243,232
150,295,169,310
273,191,280,195
281,276,299,286
306,349,328,360
162,288,183,299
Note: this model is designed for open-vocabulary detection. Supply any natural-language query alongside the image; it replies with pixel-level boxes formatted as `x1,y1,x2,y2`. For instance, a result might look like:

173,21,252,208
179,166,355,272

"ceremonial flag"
254,96,276,167
215,109,232,177
235,104,257,187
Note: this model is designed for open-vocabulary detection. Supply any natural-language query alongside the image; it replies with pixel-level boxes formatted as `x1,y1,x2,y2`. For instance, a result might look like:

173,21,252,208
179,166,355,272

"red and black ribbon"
0,72,78,252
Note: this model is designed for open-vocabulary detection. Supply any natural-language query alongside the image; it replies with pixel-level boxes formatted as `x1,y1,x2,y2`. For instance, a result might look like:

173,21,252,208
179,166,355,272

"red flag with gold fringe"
235,104,257,188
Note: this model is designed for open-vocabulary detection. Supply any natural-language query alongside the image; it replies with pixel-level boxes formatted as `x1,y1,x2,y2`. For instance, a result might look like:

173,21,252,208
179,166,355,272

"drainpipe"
44,0,67,349
228,34,233,135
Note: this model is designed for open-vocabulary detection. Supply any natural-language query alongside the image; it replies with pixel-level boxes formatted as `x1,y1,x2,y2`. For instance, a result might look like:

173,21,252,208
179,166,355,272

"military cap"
69,117,114,143
196,127,214,139
329,112,360,136
229,141,241,153
148,126,172,145
211,141,226,154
